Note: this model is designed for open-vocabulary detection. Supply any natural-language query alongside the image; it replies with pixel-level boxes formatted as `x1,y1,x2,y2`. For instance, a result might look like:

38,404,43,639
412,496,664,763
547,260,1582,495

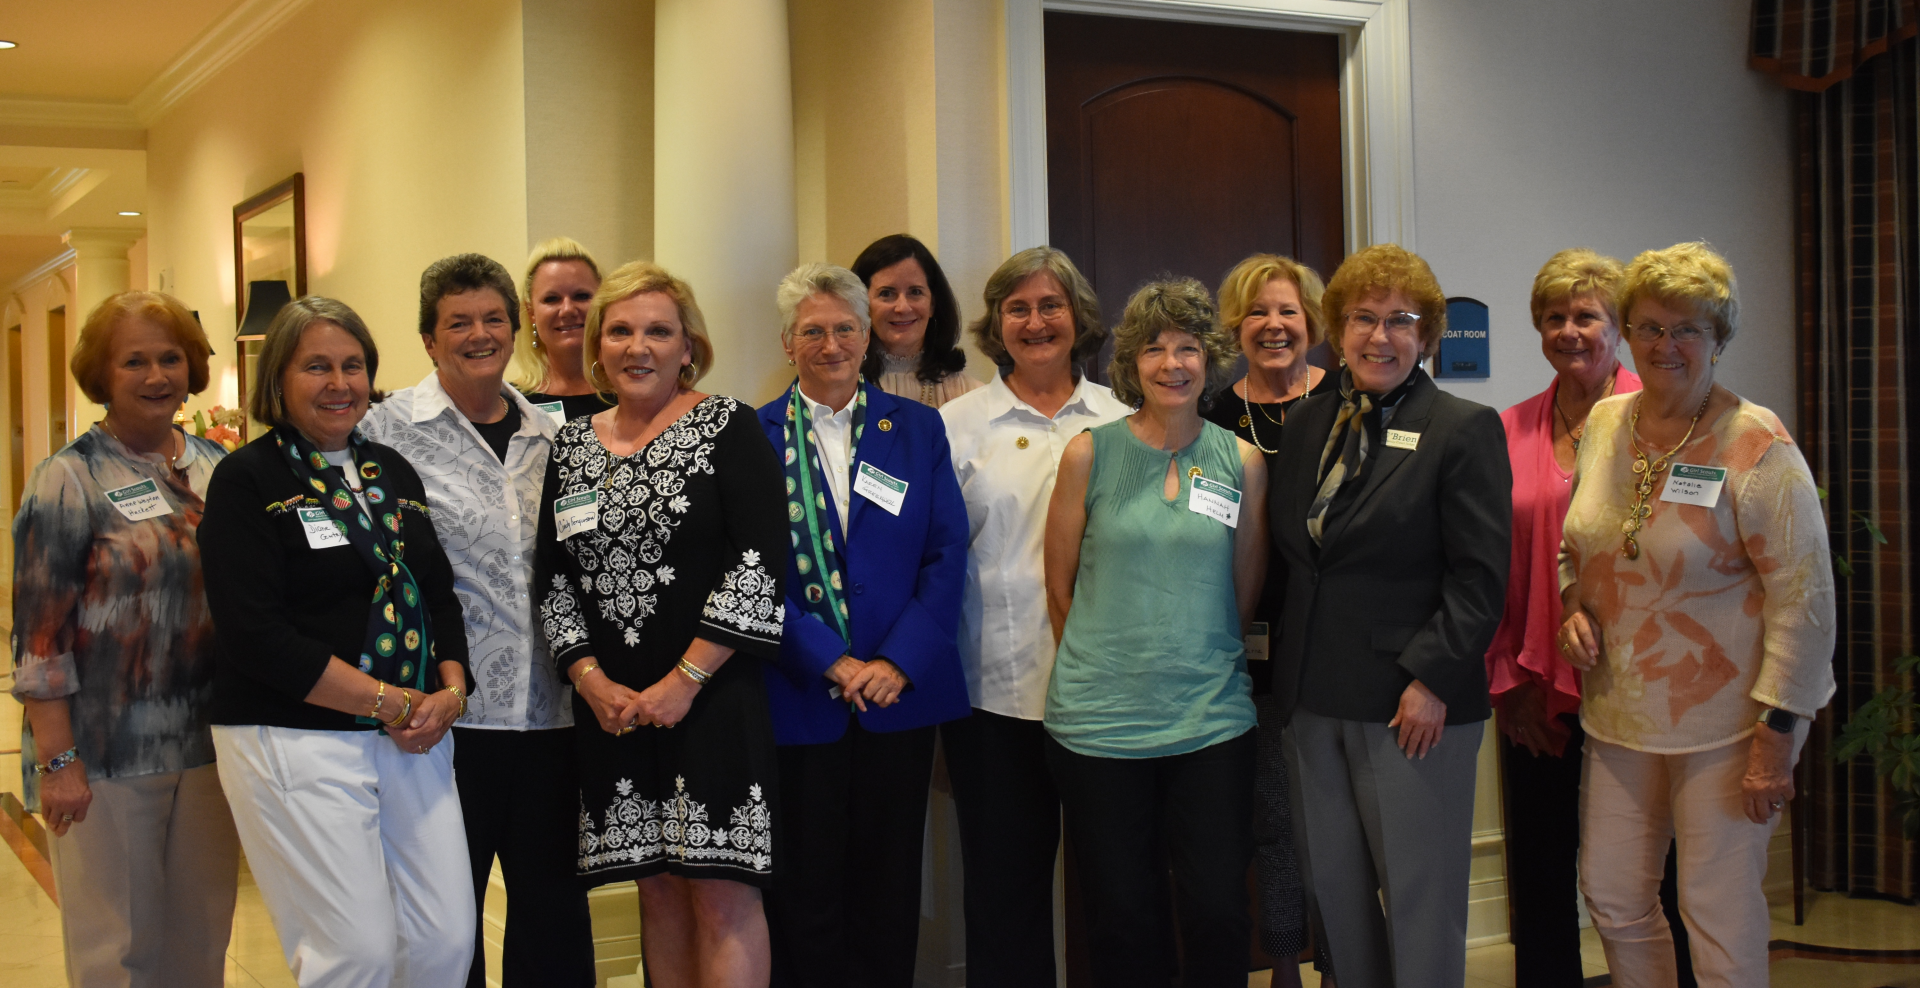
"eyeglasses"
1002,300,1069,322
1628,321,1711,344
791,324,865,344
1344,310,1421,335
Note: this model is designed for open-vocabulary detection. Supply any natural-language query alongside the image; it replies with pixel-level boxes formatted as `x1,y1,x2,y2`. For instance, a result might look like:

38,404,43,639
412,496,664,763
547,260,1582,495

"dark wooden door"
1045,11,1344,340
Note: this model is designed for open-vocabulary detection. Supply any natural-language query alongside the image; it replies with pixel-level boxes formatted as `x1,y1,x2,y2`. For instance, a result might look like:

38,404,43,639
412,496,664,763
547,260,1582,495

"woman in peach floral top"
1558,242,1835,988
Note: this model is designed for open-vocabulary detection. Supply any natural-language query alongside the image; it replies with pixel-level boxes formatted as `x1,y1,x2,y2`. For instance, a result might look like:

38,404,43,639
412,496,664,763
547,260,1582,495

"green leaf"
1852,510,1889,545
1817,486,1830,501
1896,654,1920,677
192,410,209,437
1834,551,1855,578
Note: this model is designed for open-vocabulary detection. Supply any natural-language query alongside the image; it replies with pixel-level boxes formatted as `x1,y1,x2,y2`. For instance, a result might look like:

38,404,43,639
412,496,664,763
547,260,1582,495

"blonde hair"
1217,254,1327,350
1322,244,1448,358
248,297,379,427
1530,248,1625,329
1617,242,1739,347
582,261,714,398
70,291,213,404
1106,277,1235,408
970,246,1107,371
514,237,602,390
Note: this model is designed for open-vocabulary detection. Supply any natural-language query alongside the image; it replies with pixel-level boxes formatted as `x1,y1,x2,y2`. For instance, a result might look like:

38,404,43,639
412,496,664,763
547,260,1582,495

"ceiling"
0,0,240,102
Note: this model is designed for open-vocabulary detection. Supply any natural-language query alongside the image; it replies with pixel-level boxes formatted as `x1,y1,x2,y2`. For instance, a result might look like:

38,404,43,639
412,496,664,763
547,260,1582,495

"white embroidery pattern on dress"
540,397,732,648
702,548,784,640
578,775,773,875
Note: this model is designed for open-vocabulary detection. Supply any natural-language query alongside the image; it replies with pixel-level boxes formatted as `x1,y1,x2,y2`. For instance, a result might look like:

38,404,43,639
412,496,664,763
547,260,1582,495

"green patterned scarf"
274,427,433,719
781,382,866,643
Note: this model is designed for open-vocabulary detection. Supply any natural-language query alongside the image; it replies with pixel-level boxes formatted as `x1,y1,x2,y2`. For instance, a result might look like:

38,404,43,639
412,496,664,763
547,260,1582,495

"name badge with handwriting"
1189,475,1241,528
1245,621,1270,662
533,401,566,427
1385,429,1421,451
554,490,601,540
298,507,351,549
853,462,909,516
1660,463,1727,508
105,478,173,522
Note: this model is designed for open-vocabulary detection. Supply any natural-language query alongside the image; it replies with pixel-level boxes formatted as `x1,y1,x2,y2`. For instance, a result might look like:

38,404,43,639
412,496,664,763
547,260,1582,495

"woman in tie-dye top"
1557,243,1834,988
10,291,238,987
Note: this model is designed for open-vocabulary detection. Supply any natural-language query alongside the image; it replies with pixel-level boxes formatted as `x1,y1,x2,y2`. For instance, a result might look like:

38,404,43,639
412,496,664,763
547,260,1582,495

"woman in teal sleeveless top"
1042,278,1268,988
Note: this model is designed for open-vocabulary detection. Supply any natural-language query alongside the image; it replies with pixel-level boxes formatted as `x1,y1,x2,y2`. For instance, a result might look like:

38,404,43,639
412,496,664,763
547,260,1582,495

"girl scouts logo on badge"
366,486,386,504
399,662,414,681
360,462,380,480
383,603,396,624
805,584,825,603
333,491,352,510
358,654,373,672
309,478,328,493
376,633,397,656
402,584,418,606
404,630,421,651
384,513,400,533
309,452,328,470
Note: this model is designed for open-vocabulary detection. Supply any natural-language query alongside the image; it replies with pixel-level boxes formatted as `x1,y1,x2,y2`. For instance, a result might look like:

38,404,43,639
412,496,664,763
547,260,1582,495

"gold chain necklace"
1553,373,1614,450
103,418,183,472
1621,389,1713,560
1239,373,1313,455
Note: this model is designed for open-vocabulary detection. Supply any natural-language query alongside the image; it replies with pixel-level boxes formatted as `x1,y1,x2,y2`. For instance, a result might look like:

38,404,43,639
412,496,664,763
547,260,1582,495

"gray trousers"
1286,707,1482,988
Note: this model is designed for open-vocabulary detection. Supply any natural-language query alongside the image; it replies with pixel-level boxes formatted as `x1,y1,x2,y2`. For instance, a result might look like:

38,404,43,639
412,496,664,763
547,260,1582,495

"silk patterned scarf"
781,382,866,643
1306,368,1419,545
274,427,433,718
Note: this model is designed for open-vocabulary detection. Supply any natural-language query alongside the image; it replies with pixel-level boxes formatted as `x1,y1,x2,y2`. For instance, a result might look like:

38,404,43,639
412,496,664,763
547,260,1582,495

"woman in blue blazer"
756,263,971,988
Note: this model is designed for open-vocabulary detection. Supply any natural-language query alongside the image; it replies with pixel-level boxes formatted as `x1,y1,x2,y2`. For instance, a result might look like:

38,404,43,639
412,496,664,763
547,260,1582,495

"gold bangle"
444,684,468,718
384,689,413,729
676,658,712,687
572,663,599,687
370,681,387,719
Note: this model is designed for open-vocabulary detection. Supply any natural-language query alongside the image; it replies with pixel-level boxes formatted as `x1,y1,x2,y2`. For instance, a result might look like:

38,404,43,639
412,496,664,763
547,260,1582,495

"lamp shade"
238,280,293,337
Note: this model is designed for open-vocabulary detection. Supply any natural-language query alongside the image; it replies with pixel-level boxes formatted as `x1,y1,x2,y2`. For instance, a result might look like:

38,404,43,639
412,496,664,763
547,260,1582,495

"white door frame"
1004,0,1416,256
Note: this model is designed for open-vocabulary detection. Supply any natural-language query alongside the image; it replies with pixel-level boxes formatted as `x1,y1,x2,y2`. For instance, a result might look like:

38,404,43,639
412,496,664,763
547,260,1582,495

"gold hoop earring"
589,361,602,381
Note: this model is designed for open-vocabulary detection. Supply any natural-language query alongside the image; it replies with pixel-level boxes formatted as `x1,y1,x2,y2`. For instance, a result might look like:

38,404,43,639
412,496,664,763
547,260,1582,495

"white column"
61,227,142,434
654,0,797,405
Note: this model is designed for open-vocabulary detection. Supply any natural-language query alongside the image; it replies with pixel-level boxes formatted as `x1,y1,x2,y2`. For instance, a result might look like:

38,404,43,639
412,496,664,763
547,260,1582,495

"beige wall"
144,0,531,410
523,0,655,269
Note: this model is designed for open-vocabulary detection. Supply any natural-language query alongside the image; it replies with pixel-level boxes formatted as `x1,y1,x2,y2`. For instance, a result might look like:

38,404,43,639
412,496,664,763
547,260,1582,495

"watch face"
1765,709,1797,732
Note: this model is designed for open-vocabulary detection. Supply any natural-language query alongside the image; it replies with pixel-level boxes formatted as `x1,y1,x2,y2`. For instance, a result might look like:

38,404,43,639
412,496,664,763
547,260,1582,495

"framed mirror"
233,173,305,440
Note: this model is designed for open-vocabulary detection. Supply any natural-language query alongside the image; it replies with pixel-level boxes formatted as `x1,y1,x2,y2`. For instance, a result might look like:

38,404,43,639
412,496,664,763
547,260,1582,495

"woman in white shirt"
938,246,1130,987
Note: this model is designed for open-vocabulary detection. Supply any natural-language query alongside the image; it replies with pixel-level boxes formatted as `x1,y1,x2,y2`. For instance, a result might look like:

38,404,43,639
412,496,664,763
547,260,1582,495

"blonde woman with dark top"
516,236,611,422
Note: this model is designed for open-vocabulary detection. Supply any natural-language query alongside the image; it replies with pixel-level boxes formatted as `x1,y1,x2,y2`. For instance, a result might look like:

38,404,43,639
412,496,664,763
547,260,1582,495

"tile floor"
7,680,1920,988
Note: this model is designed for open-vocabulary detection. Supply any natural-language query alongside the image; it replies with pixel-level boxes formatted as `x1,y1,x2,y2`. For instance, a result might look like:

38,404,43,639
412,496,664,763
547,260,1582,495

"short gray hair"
777,263,871,338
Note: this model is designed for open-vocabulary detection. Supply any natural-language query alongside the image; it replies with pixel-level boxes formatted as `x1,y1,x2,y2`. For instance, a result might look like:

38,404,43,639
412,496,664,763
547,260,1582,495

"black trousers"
1047,730,1256,988
453,726,596,988
943,708,1061,988
1502,716,1695,988
765,718,937,988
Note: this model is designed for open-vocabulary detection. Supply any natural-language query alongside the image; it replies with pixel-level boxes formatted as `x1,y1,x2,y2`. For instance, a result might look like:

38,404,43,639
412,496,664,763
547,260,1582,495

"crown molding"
8,248,78,296
129,0,316,125
0,98,140,131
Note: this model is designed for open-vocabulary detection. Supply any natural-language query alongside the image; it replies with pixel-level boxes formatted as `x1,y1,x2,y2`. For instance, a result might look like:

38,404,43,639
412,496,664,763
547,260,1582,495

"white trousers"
212,725,475,988
48,762,239,988
1579,726,1806,988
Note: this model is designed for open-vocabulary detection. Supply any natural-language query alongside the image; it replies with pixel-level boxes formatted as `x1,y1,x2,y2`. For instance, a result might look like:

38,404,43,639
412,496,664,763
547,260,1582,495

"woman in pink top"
1559,243,1835,988
1487,249,1650,987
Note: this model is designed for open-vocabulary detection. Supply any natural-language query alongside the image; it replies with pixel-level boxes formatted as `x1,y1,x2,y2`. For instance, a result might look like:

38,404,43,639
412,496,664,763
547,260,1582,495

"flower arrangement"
191,406,246,451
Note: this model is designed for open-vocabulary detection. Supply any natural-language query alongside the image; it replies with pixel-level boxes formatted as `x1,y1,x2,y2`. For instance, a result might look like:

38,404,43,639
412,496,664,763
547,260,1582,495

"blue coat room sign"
1436,297,1490,379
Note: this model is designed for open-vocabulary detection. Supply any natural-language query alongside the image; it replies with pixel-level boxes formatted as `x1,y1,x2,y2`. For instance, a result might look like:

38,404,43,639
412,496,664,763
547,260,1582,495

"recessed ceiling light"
0,41,17,50
119,211,142,216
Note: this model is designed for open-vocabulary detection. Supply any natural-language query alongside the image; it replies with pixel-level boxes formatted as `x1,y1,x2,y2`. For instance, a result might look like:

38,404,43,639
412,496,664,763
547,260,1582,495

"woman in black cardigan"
1267,245,1511,988
198,296,474,988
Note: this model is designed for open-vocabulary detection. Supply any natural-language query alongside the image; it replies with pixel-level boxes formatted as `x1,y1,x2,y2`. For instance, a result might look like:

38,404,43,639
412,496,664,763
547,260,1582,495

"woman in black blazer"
198,296,475,987
1266,245,1511,988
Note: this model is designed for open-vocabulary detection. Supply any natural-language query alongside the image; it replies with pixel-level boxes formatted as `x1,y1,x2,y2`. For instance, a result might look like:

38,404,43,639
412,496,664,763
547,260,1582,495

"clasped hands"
826,655,909,712
386,688,462,755
574,659,701,735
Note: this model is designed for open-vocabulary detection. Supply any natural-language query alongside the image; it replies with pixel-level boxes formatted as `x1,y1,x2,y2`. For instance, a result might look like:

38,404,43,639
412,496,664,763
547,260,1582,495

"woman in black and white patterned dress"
534,260,786,986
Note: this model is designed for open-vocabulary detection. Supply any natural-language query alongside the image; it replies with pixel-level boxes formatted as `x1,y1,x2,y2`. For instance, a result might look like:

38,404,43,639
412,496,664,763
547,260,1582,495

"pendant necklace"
1241,373,1313,455
1620,388,1713,560
1554,373,1615,451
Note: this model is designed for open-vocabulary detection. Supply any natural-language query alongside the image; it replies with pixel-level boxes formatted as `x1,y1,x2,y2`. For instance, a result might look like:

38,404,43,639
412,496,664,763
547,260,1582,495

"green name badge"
853,461,909,516
1189,475,1241,528
554,489,601,540
104,478,172,522
1660,463,1728,508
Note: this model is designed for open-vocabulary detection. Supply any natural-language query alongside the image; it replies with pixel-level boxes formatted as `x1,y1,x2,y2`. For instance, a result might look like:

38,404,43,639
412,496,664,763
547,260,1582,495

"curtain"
1753,0,1920,899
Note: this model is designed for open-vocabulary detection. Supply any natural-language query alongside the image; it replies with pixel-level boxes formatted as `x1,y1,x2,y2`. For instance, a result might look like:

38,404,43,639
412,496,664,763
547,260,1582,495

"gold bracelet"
572,663,599,687
676,658,712,687
370,681,387,719
444,684,468,718
384,689,413,729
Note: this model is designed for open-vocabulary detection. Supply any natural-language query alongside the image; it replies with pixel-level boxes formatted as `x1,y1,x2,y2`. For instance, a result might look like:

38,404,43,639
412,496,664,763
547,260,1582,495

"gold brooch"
1239,415,1251,428
877,419,892,432
1188,466,1202,479
1015,436,1029,449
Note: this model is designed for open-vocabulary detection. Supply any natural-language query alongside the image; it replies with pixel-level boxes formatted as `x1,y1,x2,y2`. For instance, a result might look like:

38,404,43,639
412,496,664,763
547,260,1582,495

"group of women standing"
11,225,1835,988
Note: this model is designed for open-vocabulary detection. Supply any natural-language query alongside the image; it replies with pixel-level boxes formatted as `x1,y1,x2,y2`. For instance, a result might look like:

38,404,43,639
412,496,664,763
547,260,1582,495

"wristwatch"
1759,708,1798,734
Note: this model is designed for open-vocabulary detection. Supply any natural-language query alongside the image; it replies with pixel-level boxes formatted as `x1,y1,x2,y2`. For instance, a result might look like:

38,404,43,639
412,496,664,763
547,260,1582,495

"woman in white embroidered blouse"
1557,242,1835,988
851,234,984,408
